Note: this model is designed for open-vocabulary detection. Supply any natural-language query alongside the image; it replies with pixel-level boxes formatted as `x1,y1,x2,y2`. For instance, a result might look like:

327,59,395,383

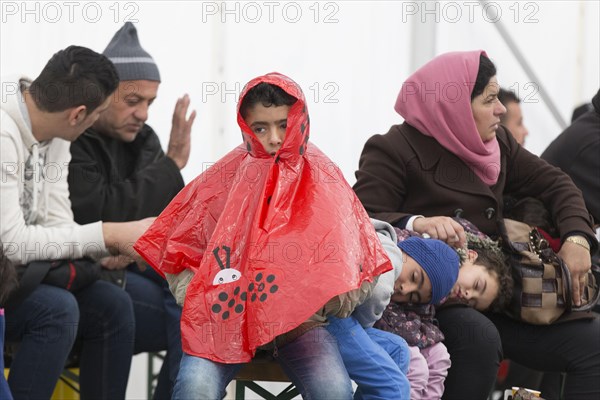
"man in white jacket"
1,45,152,399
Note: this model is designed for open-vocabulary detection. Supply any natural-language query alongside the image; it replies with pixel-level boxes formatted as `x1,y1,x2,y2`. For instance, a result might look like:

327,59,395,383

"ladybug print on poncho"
210,246,279,321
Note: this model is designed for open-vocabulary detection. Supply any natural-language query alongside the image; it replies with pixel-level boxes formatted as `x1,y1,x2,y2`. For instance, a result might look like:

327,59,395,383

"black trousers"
436,306,600,400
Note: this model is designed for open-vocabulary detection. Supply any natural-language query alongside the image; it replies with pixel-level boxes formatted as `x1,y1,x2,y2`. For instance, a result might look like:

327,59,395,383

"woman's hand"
412,216,467,248
558,241,592,306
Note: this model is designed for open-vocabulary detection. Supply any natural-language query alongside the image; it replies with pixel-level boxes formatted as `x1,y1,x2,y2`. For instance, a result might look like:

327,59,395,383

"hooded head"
395,50,502,186
238,82,297,157
236,73,309,160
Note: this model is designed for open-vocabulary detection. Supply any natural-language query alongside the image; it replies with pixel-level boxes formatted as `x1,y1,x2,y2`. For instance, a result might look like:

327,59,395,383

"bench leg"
235,380,299,400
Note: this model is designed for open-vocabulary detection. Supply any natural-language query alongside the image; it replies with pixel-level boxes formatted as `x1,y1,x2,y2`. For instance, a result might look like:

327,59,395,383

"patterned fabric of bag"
501,218,600,324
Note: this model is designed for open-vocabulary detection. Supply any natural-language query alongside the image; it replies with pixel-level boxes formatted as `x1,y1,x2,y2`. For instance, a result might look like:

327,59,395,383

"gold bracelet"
565,235,591,252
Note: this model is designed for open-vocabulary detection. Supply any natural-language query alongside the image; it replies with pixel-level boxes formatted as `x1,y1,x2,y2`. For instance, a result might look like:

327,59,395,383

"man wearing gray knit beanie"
68,22,195,399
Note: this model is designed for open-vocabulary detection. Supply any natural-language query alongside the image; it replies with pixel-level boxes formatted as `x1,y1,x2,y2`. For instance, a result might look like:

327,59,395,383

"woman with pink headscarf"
354,50,599,399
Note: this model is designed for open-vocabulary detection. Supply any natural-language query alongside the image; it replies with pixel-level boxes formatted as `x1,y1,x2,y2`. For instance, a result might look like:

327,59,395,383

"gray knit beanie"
103,22,160,82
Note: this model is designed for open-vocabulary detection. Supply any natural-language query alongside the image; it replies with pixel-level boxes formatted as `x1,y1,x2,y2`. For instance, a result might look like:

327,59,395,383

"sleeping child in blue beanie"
325,219,460,399
372,226,511,400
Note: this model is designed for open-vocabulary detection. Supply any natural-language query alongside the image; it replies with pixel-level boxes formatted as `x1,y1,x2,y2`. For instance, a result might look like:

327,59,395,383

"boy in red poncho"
134,73,392,398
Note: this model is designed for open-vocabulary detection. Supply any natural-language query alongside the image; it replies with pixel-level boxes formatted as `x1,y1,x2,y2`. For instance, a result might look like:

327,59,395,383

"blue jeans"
172,326,353,400
327,316,411,400
125,267,183,400
5,281,135,399
1,311,13,400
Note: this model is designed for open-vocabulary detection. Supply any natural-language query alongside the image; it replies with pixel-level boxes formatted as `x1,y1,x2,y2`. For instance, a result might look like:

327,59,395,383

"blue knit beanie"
103,22,160,82
398,237,459,304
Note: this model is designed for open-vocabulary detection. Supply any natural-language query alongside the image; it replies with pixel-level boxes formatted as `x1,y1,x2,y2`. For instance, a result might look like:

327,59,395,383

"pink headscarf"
395,50,500,185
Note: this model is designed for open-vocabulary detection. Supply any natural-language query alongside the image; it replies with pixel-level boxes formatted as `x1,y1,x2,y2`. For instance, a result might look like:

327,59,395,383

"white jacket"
1,76,107,264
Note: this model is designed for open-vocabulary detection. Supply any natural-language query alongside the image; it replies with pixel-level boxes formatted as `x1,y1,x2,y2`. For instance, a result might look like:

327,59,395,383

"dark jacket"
353,122,597,251
69,125,184,224
542,90,600,225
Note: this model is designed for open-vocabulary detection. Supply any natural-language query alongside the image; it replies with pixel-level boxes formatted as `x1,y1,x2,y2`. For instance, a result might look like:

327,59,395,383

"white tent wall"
433,0,600,156
1,1,598,398
2,1,599,182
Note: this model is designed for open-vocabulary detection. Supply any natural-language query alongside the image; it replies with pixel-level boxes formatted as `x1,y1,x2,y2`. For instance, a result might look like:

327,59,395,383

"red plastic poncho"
134,73,391,363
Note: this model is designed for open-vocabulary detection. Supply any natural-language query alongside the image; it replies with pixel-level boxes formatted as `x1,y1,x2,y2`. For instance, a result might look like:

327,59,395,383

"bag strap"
556,256,573,313
502,218,596,314
572,264,600,312
3,261,51,311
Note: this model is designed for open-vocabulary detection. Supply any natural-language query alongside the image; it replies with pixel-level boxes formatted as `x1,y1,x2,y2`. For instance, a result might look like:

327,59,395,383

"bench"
148,352,300,400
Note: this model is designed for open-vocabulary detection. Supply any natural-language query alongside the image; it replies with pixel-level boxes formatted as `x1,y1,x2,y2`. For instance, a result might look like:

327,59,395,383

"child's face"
244,104,290,156
449,251,499,311
391,254,432,304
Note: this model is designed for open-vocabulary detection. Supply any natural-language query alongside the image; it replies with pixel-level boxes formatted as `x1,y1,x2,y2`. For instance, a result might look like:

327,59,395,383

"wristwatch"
564,235,591,252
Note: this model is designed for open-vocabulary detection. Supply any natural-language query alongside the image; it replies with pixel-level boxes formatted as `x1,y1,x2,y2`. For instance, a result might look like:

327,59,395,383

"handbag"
499,218,600,324
3,258,101,311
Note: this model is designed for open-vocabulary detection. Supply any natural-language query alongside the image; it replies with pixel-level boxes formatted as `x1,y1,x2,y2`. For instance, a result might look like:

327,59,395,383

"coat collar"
401,122,505,198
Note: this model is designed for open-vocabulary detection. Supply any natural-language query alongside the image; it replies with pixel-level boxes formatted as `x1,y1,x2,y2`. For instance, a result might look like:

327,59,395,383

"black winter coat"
69,125,184,224
542,90,600,225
